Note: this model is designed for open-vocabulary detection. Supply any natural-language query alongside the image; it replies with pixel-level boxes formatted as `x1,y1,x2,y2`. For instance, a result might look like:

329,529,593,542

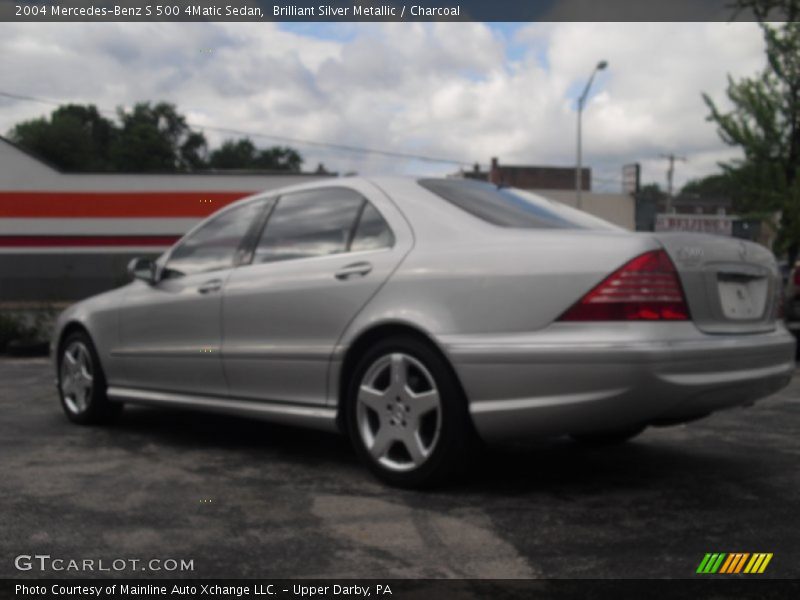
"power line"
199,123,472,165
0,89,635,176
0,90,475,167
0,91,63,106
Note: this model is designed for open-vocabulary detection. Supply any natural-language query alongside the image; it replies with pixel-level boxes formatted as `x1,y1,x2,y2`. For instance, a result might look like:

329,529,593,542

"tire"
570,425,646,446
57,331,122,425
345,335,474,488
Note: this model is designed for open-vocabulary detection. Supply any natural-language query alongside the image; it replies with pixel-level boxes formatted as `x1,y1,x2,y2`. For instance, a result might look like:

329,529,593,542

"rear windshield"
418,178,619,230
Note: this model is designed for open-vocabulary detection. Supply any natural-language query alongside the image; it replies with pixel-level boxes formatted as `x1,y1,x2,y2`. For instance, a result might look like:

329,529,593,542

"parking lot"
1,357,799,579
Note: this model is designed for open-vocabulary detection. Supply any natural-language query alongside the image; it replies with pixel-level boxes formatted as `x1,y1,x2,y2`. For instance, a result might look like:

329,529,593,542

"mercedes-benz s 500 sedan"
53,177,796,487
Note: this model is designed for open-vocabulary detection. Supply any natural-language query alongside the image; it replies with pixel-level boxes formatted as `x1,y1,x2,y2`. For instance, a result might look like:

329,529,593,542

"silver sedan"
52,177,796,487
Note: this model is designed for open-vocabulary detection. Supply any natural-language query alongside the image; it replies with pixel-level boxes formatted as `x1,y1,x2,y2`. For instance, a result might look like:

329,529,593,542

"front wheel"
345,336,474,488
58,331,122,425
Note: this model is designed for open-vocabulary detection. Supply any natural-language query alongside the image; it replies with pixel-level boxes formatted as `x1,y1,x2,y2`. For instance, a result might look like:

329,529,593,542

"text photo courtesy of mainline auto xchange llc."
1,0,800,598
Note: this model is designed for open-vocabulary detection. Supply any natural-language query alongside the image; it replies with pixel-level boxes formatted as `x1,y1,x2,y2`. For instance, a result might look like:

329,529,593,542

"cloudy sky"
0,21,766,191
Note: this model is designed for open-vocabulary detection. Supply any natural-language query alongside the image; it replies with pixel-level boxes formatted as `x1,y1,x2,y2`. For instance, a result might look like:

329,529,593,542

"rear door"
655,233,780,334
221,182,412,406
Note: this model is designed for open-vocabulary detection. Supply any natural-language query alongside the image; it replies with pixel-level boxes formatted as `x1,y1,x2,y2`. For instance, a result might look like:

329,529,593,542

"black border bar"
0,0,794,23
4,579,800,600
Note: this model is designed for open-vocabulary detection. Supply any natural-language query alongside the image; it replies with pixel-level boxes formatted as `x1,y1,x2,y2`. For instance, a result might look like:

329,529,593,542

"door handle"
335,262,373,280
198,279,223,294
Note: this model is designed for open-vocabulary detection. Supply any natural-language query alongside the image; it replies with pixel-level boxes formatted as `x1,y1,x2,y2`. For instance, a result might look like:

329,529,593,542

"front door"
116,198,269,396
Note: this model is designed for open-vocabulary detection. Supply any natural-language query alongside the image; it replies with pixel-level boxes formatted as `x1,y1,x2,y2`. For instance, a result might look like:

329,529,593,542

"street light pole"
576,60,608,210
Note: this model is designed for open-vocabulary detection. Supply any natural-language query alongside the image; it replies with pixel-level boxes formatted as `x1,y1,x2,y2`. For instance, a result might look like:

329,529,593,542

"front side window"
164,200,266,277
253,188,365,264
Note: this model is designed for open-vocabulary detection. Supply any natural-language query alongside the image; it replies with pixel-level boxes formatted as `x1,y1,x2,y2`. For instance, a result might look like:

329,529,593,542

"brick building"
454,157,634,230
461,157,591,191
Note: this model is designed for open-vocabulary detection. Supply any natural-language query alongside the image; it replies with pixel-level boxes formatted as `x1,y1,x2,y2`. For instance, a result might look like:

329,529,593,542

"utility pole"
576,60,608,210
661,153,687,212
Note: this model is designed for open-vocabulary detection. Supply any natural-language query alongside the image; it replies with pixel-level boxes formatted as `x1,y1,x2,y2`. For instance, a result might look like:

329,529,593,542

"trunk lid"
653,232,779,334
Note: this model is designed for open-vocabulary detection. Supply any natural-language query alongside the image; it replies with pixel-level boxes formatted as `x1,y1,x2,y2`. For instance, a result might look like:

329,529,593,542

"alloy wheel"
60,341,94,415
356,352,442,472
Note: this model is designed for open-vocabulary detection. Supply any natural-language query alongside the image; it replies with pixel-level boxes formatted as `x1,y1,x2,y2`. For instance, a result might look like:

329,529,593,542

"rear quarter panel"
344,230,662,339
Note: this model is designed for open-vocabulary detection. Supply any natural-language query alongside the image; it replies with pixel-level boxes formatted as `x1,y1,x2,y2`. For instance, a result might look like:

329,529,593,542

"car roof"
235,175,488,242
254,174,420,195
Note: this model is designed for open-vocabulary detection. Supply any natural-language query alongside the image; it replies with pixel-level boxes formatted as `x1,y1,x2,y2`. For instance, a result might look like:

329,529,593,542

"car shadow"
459,436,746,495
104,404,358,467
99,405,764,498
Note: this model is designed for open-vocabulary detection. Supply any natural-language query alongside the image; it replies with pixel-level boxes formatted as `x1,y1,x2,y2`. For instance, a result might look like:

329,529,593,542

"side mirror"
127,257,156,284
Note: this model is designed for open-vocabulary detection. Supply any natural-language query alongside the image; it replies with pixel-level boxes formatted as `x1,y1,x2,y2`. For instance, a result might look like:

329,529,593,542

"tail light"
558,249,690,321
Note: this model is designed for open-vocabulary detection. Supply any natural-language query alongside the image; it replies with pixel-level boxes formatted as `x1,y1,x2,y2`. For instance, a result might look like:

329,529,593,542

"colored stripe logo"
0,191,253,218
697,553,773,574
0,235,179,247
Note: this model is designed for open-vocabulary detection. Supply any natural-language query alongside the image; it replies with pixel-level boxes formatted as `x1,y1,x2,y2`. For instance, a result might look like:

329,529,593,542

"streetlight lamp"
576,60,608,210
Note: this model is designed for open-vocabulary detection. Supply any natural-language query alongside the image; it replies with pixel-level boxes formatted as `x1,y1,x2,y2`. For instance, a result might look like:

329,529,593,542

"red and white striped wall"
0,136,331,301
0,191,249,253
0,137,330,254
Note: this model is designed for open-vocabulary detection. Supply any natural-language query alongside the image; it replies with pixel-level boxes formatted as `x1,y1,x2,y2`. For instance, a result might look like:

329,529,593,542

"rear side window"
418,178,617,230
253,188,364,264
351,202,394,252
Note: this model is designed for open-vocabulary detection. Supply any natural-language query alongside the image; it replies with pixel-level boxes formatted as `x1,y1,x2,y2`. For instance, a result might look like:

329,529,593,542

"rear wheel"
571,425,646,446
58,331,122,425
345,336,473,488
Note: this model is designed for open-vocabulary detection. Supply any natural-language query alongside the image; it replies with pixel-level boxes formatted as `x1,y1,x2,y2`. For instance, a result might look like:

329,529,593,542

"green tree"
638,183,667,203
253,146,302,171
180,131,209,171
702,0,800,260
9,103,304,174
633,183,666,231
110,102,208,171
8,104,116,171
680,173,737,199
208,137,302,171
208,138,258,169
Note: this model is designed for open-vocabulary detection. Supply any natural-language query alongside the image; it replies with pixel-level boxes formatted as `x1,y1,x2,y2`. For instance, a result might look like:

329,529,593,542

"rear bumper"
441,322,795,442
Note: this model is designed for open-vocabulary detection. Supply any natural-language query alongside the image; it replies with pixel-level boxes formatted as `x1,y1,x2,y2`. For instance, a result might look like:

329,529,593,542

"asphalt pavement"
1,357,799,579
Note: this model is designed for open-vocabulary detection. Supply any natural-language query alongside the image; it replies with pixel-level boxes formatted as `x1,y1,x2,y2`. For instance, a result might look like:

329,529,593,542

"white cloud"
0,21,767,190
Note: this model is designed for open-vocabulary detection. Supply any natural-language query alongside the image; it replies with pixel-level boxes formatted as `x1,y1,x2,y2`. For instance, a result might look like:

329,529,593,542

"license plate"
717,279,765,320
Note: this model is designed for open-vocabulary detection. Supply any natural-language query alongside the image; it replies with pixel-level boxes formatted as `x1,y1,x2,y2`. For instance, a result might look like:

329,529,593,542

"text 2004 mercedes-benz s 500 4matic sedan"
52,177,796,487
